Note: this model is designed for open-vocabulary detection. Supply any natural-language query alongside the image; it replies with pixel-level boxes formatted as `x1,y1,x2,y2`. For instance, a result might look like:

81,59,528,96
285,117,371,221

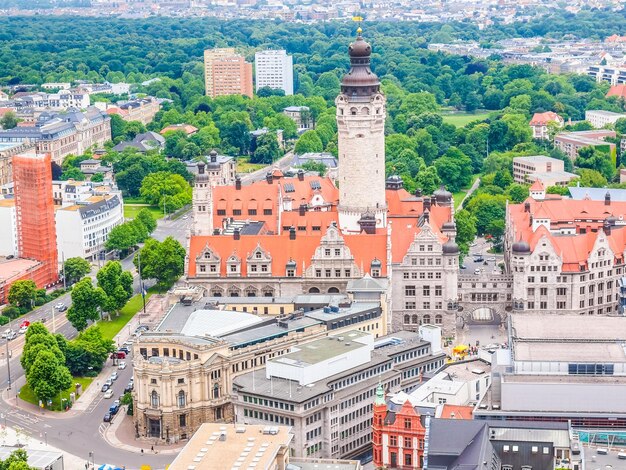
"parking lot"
461,237,504,276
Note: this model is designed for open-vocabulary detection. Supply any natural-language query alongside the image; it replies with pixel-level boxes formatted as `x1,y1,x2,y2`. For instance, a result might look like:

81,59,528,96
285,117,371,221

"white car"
118,361,127,370
110,372,118,381
1,329,13,339
474,268,481,275
18,326,28,334
104,389,114,399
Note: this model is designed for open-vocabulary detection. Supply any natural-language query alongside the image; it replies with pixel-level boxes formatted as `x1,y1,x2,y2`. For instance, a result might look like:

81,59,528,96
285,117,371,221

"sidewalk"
104,411,184,456
0,424,87,468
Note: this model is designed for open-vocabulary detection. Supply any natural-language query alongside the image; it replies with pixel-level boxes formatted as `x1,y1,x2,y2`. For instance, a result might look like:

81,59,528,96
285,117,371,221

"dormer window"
255,252,262,259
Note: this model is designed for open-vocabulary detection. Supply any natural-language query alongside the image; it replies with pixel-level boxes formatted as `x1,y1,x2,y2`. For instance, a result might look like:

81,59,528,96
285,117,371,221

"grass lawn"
440,111,492,127
19,376,93,411
124,204,164,220
97,291,155,341
236,157,264,174
123,197,147,204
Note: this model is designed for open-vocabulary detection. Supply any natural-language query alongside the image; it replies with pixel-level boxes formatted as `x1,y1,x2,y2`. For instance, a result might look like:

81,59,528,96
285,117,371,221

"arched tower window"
213,383,220,399
178,390,186,408
151,391,159,408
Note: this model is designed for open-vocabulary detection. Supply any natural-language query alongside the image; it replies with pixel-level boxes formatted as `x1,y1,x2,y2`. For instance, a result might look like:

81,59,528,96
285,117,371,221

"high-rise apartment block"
255,50,294,95
204,48,253,98
13,152,58,286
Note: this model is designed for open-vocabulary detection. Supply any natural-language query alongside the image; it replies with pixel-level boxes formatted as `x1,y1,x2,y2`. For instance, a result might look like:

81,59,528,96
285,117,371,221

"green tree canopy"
8,280,37,308
294,130,323,154
134,236,185,289
63,257,91,285
67,278,106,331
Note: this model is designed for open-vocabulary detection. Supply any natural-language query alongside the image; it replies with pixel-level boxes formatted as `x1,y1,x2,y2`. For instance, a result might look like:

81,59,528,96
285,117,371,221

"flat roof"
513,155,558,163
169,423,293,470
220,317,322,348
0,258,41,282
288,459,360,470
440,359,491,382
587,109,626,117
530,170,578,180
272,330,370,367
514,342,626,362
511,314,626,341
305,302,379,322
0,142,24,151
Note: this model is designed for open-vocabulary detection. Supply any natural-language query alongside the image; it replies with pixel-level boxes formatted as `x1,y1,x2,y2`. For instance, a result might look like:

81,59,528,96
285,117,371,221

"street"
0,212,195,469
460,237,504,275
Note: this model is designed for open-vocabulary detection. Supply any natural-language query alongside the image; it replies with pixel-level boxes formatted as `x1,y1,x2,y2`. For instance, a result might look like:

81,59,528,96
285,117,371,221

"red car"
20,320,30,328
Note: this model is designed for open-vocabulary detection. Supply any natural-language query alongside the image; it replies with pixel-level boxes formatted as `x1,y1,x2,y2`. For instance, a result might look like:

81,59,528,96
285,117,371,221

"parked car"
55,302,67,312
104,389,114,399
474,268,481,275
18,326,28,334
118,361,127,370
487,257,496,262
104,379,113,387
103,413,112,422
110,372,118,381
118,347,130,355
19,320,30,328
109,404,119,415
5,331,16,341
1,329,13,339
101,384,110,393
135,325,149,334
460,265,467,269
124,383,133,394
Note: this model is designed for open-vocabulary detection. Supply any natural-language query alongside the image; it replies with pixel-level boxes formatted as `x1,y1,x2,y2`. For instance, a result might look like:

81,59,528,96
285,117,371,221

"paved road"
460,237,504,275
0,212,189,469
240,151,294,184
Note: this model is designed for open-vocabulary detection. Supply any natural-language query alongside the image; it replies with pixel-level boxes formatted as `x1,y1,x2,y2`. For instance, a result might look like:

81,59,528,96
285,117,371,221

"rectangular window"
405,285,416,296
263,209,272,215
423,286,430,296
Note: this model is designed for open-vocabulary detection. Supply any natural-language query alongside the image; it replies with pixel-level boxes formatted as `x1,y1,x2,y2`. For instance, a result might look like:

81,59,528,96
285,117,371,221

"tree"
134,237,185,289
252,132,281,164
97,261,133,317
414,164,441,195
0,449,37,470
615,117,626,135
27,350,72,404
105,223,139,254
8,280,37,308
493,169,513,189
136,208,157,234
140,171,192,209
0,111,20,130
67,278,105,331
434,147,473,192
21,328,65,376
63,257,91,286
506,183,529,203
455,209,477,254
294,130,323,154
575,168,608,187
465,193,507,235
90,173,104,183
299,161,326,176
59,167,85,181
576,146,615,181
64,326,115,376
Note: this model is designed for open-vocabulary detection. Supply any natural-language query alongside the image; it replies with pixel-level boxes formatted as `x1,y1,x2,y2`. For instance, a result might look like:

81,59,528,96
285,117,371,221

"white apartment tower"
254,50,294,95
335,29,387,233
192,161,213,236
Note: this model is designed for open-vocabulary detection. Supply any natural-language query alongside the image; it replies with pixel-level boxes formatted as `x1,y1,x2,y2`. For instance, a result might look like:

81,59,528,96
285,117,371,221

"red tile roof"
188,229,388,278
509,198,626,268
439,404,474,420
529,111,562,126
607,84,626,99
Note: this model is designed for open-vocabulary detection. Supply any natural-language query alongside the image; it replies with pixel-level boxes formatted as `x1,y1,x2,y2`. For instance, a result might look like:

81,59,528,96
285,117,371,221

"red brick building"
372,385,426,469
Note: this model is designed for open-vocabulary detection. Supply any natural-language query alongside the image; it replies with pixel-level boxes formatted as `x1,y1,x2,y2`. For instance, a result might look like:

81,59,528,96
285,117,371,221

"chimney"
424,198,431,211
423,210,430,224
605,191,611,206
604,219,611,236
431,196,437,207
524,201,530,213
414,188,422,198
234,228,240,240
297,169,304,181
289,227,296,240
266,172,273,184
235,176,241,190
299,204,307,216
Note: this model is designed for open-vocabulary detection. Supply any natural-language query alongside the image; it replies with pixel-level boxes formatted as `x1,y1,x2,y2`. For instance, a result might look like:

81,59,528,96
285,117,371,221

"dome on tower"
349,34,372,58
196,161,209,184
512,239,531,254
207,150,220,170
434,185,452,203
340,29,381,95
442,221,456,231
442,240,459,254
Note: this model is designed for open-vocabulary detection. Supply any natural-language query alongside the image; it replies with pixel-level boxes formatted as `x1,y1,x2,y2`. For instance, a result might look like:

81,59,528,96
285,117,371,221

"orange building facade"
13,152,58,287
204,48,253,98
372,385,427,470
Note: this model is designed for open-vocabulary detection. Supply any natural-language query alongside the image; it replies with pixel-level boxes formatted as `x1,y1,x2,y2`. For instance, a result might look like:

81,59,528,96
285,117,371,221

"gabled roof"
607,84,626,99
530,111,562,126
529,179,545,191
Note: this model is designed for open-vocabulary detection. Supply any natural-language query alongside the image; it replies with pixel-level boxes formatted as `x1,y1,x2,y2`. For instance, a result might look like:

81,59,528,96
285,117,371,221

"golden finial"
357,26,363,35
352,16,363,36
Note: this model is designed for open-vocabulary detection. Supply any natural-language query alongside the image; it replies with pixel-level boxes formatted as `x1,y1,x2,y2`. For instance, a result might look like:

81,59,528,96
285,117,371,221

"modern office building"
204,48,253,98
255,50,294,95
475,314,626,428
511,155,577,187
554,129,616,160
585,109,626,128
232,327,446,460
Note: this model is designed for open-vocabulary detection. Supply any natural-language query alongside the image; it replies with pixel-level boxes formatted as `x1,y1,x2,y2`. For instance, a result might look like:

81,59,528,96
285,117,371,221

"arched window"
404,314,410,324
435,314,443,325
178,390,186,408
350,107,357,115
328,287,340,294
151,391,159,408
411,314,418,324
308,287,320,294
423,314,432,325
213,383,220,399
